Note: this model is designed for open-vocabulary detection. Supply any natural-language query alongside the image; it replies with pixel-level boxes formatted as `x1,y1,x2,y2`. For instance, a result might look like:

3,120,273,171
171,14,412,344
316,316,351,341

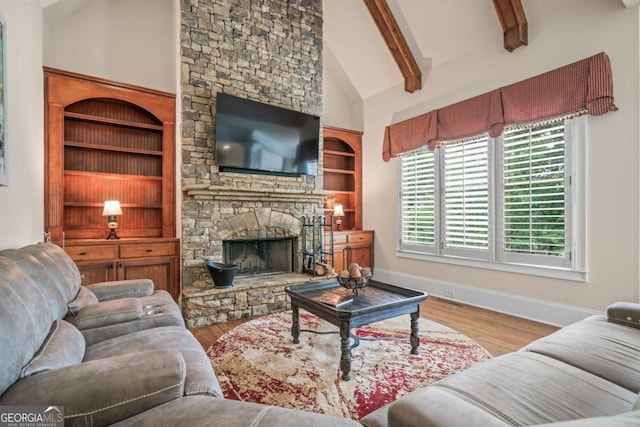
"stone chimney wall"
180,0,324,289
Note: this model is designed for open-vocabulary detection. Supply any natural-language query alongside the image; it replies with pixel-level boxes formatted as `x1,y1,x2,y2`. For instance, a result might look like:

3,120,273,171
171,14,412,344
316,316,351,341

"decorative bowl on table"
337,264,372,295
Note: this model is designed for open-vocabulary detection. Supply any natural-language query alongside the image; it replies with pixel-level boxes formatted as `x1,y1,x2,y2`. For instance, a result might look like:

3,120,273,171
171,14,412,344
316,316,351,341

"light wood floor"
190,296,559,356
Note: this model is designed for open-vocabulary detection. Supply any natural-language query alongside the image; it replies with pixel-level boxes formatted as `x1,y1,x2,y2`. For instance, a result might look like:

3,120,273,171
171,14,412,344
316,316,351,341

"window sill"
396,249,587,282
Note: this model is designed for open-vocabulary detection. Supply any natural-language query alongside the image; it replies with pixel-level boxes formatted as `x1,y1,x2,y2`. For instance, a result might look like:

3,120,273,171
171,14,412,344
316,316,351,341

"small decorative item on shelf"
333,203,345,231
324,196,337,210
337,263,372,295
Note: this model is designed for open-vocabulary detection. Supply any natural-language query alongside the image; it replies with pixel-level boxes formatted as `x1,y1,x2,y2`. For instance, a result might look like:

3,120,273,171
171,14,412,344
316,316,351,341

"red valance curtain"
382,52,616,162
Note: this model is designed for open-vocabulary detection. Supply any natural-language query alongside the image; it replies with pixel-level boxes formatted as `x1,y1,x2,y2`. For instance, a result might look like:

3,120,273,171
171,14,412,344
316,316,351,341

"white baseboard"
373,268,600,327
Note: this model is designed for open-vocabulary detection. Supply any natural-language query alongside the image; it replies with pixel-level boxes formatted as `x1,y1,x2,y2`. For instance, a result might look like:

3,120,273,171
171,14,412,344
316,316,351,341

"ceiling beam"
363,0,422,93
492,0,528,52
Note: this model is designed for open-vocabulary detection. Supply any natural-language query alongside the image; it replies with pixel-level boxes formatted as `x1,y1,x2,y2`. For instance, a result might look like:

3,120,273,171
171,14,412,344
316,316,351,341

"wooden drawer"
120,242,176,258
331,233,348,245
347,231,373,244
65,245,117,262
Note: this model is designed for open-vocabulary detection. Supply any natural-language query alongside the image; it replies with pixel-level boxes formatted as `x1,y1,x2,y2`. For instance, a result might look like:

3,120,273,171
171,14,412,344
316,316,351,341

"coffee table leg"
410,310,420,354
292,304,300,344
340,321,352,381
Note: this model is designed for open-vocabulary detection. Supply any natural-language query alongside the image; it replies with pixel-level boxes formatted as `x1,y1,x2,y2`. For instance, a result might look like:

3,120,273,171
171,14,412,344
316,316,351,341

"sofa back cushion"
524,315,640,393
21,243,81,303
0,257,53,395
0,243,81,320
0,249,69,319
21,320,85,378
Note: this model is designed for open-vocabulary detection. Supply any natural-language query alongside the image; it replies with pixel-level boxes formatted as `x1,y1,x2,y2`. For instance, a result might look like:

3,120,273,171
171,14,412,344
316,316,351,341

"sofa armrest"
68,298,143,330
607,302,640,329
67,286,100,315
87,279,154,301
0,350,185,427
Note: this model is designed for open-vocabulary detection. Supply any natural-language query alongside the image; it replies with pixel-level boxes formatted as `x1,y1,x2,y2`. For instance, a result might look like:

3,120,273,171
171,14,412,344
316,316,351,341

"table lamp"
333,203,345,231
102,200,123,240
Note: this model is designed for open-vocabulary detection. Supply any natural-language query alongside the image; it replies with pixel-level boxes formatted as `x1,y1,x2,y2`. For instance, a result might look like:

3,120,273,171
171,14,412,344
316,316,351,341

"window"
400,149,436,250
398,116,586,279
443,138,490,259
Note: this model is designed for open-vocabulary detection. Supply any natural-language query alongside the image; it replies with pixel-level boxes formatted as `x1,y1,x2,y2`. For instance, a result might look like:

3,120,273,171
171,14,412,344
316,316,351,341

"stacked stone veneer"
180,0,324,325
182,273,330,328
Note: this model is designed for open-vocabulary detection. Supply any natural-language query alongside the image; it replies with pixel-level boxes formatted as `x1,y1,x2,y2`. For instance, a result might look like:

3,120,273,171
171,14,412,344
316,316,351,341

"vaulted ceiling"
323,0,595,101
42,0,634,102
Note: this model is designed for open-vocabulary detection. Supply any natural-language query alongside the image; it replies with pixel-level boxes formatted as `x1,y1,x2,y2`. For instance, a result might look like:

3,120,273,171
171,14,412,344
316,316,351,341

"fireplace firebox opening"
223,237,295,276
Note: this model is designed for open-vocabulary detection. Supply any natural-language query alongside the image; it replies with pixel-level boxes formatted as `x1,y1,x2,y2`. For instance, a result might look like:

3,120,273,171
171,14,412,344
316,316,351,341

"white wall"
323,45,364,131
362,0,640,319
43,0,176,93
323,68,360,130
0,0,44,248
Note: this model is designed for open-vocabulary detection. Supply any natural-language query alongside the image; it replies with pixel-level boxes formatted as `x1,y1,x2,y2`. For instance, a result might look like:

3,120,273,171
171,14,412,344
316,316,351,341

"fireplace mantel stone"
183,183,331,202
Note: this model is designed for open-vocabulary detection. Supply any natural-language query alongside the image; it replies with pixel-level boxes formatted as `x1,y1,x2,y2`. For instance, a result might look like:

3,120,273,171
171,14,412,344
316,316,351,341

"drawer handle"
146,248,153,252
79,252,87,256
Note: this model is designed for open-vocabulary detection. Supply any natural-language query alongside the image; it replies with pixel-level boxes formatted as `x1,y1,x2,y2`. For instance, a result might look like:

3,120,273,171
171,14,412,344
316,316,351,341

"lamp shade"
102,200,123,216
333,203,345,217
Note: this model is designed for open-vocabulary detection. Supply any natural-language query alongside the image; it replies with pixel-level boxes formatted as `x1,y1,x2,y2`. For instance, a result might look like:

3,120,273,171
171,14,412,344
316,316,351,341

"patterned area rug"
207,311,491,420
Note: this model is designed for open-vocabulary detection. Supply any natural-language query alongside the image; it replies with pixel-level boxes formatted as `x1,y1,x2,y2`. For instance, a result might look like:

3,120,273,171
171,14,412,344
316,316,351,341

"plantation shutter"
400,150,436,251
502,121,567,263
443,138,489,258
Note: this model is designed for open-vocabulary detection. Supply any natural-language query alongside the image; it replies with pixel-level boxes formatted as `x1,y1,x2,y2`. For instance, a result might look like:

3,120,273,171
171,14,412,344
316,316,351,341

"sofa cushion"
76,291,186,346
84,326,222,398
385,352,637,427
533,410,640,426
21,319,85,378
524,314,640,393
87,279,154,301
0,257,53,395
111,395,363,427
67,286,99,315
69,298,143,330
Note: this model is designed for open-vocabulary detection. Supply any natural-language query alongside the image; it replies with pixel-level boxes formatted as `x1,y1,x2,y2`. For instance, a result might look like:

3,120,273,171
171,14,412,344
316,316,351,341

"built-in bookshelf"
322,126,363,230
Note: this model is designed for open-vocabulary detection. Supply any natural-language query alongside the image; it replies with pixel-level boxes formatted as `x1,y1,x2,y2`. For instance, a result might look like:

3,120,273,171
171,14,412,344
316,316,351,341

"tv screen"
215,93,320,176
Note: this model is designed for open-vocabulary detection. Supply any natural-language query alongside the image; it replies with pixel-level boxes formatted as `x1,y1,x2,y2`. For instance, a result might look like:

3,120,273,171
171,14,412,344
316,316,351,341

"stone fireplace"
179,176,330,327
179,0,323,327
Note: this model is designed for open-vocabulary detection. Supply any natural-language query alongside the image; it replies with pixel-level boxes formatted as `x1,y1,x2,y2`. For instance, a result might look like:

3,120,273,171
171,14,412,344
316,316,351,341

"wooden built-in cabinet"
64,239,179,299
327,230,374,273
322,126,374,272
44,68,180,299
323,126,363,230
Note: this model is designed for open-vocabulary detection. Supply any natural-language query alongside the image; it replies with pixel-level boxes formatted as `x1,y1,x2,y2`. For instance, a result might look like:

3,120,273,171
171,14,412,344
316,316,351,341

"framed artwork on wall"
0,12,7,187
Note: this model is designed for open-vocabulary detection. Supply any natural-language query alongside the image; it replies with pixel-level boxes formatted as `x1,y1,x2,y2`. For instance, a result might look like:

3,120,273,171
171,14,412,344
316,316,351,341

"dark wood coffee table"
285,279,427,380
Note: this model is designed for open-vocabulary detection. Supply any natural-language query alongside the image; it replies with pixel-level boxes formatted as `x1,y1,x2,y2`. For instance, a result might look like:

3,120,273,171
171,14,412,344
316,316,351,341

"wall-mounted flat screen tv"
215,93,320,176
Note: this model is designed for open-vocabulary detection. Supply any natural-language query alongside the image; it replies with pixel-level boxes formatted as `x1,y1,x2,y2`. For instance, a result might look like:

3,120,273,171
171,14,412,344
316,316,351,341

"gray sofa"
0,243,359,427
4,242,640,426
361,302,640,427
